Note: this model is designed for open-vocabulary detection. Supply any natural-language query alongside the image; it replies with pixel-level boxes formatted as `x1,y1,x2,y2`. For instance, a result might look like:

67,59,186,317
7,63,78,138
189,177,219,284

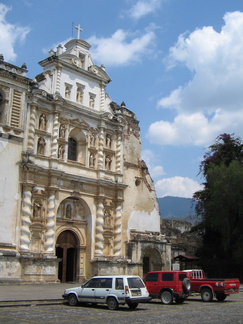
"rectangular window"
99,278,112,288
127,277,145,288
161,273,174,281
179,273,187,281
68,137,77,161
145,273,158,282
115,278,124,290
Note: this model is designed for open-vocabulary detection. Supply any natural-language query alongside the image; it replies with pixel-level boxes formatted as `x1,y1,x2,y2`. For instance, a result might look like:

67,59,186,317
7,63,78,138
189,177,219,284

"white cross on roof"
75,24,83,39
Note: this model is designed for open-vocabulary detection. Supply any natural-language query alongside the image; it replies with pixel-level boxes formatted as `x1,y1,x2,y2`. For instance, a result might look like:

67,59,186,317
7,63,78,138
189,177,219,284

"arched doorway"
56,230,78,282
142,248,162,276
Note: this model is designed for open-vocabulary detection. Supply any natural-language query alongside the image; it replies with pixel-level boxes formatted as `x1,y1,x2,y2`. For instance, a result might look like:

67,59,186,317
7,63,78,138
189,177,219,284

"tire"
68,294,78,306
175,297,185,304
216,293,227,302
128,302,138,309
160,291,173,305
201,288,213,302
182,278,191,294
107,297,118,310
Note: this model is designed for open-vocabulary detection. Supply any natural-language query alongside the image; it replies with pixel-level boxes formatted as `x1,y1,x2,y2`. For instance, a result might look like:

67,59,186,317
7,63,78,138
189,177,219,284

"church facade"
0,32,171,283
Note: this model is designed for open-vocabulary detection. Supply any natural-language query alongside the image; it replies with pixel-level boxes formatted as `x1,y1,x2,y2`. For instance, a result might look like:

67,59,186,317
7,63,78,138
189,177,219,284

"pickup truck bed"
184,270,240,302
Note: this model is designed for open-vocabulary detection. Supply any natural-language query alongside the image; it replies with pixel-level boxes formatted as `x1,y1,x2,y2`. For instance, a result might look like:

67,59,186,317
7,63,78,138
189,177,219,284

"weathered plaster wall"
0,138,22,244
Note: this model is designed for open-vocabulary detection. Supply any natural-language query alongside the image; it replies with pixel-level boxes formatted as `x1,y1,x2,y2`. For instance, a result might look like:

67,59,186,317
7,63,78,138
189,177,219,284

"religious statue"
59,124,66,138
65,86,71,99
89,153,95,167
76,88,83,103
106,134,111,148
89,95,95,108
33,200,42,218
90,134,96,146
39,114,47,131
105,155,112,170
58,145,65,159
66,204,72,219
37,137,45,155
104,209,112,226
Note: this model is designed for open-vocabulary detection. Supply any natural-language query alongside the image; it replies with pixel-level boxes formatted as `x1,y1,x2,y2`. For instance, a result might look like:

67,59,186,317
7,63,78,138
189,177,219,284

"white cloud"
150,11,243,146
0,4,30,62
87,29,155,67
155,176,203,198
127,0,163,20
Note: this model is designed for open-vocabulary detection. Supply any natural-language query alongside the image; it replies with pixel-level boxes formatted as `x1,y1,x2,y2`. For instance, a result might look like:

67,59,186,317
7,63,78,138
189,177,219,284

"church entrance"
56,230,78,283
142,248,162,276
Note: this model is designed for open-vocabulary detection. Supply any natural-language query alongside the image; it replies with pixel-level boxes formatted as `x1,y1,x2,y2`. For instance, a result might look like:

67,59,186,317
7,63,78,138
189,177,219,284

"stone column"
51,110,59,158
44,189,56,254
113,202,122,256
27,102,37,153
100,81,105,111
94,199,104,256
116,130,122,173
20,184,32,251
98,125,105,169
55,65,62,93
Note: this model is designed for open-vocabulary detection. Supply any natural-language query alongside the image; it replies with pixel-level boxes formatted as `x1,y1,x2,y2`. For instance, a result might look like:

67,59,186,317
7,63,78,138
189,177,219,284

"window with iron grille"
68,137,77,161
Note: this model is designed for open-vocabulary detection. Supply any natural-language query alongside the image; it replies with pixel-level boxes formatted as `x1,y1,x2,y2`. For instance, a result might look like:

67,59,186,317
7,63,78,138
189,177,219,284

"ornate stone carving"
95,200,104,256
20,185,32,251
44,190,56,253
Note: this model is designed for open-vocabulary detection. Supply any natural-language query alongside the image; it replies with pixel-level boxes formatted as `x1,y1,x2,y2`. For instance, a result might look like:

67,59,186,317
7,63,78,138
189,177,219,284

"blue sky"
1,0,243,198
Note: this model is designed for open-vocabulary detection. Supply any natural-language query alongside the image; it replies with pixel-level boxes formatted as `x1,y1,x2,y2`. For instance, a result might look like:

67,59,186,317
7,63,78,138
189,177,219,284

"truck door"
94,278,112,304
80,278,99,303
144,272,159,296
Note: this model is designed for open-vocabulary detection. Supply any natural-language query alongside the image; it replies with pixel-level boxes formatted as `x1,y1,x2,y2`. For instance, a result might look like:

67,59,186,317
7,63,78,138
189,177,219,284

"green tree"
193,134,243,278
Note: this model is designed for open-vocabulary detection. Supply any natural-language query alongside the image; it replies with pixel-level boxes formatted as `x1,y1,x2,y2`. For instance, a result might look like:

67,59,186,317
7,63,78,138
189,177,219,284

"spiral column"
55,65,62,93
98,126,104,169
113,203,122,256
19,185,32,251
116,131,122,173
100,82,105,111
51,111,59,158
44,189,56,254
94,199,104,256
27,103,37,152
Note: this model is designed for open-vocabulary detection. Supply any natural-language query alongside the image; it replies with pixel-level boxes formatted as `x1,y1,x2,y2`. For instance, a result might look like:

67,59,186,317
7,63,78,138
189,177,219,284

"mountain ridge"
158,196,198,224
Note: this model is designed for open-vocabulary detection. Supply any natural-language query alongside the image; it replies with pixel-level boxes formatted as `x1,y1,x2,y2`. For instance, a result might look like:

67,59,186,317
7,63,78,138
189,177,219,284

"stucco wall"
0,138,22,244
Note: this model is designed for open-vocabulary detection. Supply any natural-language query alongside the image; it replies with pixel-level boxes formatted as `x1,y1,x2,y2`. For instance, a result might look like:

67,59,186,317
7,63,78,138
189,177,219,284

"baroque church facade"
0,30,171,283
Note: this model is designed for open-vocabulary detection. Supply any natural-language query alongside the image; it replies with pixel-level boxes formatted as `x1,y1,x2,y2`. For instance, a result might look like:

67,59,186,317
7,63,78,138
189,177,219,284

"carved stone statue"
59,124,66,138
37,137,45,155
39,114,47,130
104,209,112,226
106,134,111,148
58,145,65,159
66,204,72,219
89,153,95,167
33,200,42,218
105,155,112,170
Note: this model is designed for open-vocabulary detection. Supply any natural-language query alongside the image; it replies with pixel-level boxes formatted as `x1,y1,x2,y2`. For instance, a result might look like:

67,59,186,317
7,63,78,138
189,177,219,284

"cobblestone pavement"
0,293,242,324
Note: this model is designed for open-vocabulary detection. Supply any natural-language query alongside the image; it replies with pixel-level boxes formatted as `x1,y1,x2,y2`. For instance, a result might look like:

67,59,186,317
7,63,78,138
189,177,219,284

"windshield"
127,277,145,288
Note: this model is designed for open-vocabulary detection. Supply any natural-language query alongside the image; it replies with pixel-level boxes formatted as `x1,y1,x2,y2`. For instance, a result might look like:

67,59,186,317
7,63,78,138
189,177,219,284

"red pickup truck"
184,269,240,302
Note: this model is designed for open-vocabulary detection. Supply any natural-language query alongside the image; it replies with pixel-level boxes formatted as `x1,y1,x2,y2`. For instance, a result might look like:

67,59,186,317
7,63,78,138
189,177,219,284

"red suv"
143,271,191,304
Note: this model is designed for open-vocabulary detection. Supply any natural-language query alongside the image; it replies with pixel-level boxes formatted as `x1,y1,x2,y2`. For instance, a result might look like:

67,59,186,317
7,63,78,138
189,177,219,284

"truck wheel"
68,294,78,306
182,278,191,294
201,288,213,302
216,293,227,302
161,291,173,305
128,302,138,309
107,297,118,310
